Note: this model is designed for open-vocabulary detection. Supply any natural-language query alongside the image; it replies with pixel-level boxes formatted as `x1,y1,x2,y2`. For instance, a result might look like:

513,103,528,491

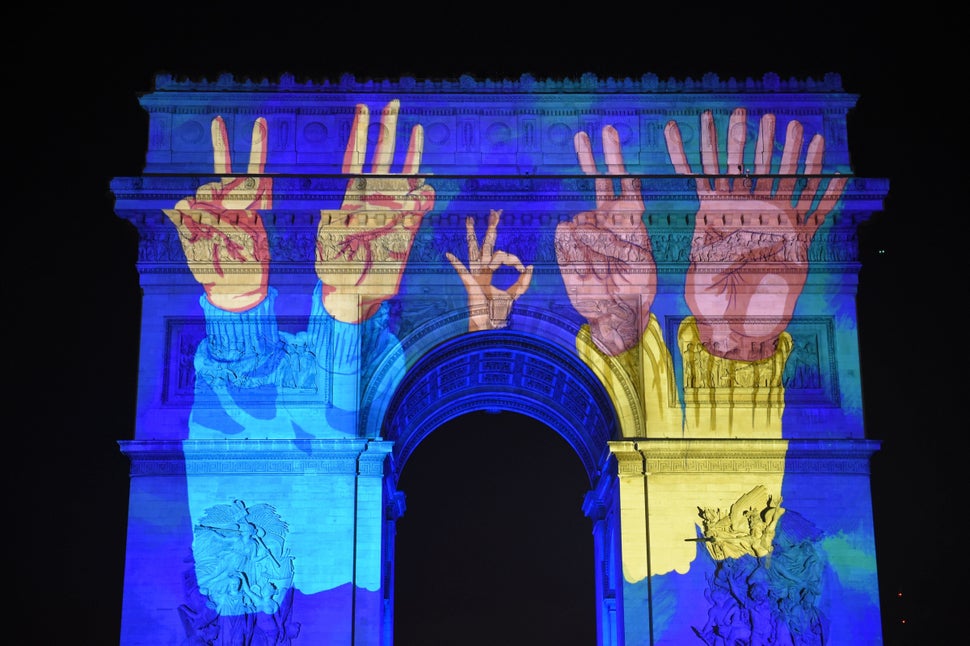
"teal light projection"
113,73,885,645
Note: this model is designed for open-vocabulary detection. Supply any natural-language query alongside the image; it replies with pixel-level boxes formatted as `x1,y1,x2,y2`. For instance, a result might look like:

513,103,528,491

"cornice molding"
609,438,880,475
118,438,391,476
149,72,849,95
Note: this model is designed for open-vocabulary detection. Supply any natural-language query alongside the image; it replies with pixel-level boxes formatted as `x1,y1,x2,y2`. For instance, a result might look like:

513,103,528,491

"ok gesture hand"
446,210,533,331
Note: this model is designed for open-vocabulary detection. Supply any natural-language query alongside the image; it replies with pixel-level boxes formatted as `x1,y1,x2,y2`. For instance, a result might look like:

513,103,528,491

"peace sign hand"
555,125,656,356
164,116,273,312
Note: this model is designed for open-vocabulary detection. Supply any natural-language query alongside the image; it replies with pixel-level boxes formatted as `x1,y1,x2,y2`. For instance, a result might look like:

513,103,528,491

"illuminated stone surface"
113,72,886,645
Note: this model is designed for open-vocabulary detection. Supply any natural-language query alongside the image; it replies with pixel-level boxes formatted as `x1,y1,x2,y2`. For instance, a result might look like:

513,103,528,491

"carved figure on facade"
692,506,827,646
178,499,300,645
697,485,783,560
785,335,822,390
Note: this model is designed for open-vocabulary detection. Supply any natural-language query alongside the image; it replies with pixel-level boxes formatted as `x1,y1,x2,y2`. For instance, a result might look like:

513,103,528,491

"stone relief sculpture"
179,500,300,645
692,505,827,646
192,500,295,616
696,485,784,561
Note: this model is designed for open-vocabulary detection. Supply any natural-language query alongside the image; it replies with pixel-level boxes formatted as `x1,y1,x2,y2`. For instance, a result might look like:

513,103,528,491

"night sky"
20,4,958,644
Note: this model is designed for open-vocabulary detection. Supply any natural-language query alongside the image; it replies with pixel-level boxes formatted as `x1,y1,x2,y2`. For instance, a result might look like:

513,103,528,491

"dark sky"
21,4,958,644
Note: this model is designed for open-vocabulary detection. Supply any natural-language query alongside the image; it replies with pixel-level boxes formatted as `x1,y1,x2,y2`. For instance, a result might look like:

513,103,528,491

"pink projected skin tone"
664,108,847,361
316,100,436,323
556,112,846,361
446,209,534,331
164,116,273,313
555,125,656,356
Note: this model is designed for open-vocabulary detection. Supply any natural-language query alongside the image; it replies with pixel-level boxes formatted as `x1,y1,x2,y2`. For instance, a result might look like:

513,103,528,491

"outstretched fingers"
665,119,708,195
343,104,369,174
575,130,614,205
341,100,424,176
211,116,232,175
802,170,847,231
247,118,269,175
602,126,642,206
753,114,776,174
401,124,424,175
371,99,400,174
246,117,272,209
465,216,481,262
802,132,824,176
753,113,776,193
663,119,690,173
794,134,824,216
699,110,721,176
574,130,597,174
482,210,501,259
815,175,848,219
602,125,625,174
726,108,747,187
776,119,804,195
791,132,846,230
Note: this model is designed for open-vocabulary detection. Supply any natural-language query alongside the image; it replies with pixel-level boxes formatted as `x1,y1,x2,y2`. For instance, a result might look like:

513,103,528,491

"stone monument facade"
111,71,888,644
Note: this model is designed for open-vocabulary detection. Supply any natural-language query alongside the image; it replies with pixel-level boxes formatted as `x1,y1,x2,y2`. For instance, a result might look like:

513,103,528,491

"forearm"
678,316,793,437
196,289,283,386
577,313,682,438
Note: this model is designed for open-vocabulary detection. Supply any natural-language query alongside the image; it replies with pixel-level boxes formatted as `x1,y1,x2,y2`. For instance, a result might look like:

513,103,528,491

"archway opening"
393,411,596,646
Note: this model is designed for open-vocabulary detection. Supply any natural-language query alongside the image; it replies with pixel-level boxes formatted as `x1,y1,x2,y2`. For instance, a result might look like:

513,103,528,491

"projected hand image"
316,100,436,323
555,125,656,356
664,108,846,361
164,116,273,312
446,209,534,331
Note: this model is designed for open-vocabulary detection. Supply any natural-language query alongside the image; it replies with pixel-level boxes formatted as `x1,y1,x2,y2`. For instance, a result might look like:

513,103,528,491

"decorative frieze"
150,71,848,94
608,438,879,475
119,438,390,476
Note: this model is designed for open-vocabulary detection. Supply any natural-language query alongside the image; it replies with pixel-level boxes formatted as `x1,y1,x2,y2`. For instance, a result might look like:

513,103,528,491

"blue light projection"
113,73,885,645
